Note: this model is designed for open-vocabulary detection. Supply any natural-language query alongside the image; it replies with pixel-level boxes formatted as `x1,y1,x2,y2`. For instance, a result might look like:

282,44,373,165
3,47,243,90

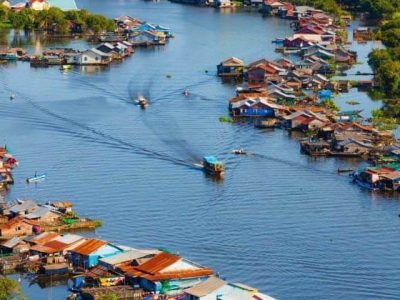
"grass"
219,115,233,123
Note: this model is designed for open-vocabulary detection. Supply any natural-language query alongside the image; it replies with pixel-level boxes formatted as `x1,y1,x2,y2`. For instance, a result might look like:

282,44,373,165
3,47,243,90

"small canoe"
232,149,246,155
26,174,46,183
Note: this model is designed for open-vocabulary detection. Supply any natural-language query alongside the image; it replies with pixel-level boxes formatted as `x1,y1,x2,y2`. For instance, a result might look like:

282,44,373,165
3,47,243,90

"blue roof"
47,0,78,10
204,156,218,163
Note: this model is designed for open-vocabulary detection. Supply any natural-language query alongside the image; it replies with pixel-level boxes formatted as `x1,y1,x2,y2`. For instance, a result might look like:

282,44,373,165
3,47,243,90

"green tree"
0,5,9,23
0,277,24,300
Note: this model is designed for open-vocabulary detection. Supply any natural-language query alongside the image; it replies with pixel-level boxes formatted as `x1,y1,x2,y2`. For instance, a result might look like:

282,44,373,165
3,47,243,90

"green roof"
48,0,77,10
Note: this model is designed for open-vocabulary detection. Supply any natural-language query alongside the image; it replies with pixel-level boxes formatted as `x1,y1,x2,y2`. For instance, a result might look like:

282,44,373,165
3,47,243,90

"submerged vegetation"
0,6,115,34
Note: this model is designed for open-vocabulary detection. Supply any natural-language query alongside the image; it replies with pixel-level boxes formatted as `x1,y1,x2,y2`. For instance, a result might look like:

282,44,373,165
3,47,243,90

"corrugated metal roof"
30,244,60,254
135,252,180,274
25,206,55,219
55,234,83,245
1,237,22,248
9,200,37,213
184,276,226,297
31,232,60,245
0,217,25,229
43,240,69,251
99,248,158,266
71,238,106,255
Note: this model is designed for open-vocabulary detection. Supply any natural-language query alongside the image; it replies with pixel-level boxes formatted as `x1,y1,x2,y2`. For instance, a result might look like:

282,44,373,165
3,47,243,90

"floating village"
1,15,173,67
213,1,400,192
1,0,400,298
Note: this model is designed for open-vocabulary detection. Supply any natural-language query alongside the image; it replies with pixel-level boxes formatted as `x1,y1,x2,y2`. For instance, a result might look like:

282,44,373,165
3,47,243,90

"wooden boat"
10,94,15,100
26,173,46,183
232,149,246,155
134,95,149,109
202,156,224,178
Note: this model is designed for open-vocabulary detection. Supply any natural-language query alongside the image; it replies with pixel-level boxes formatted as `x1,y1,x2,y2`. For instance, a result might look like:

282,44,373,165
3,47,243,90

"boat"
134,95,149,109
183,89,189,96
26,173,46,183
10,94,15,100
232,149,246,155
61,65,72,70
202,156,224,178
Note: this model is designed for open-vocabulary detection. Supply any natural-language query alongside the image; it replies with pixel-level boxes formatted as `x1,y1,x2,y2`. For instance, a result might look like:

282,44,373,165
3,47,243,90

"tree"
0,5,9,23
0,277,24,300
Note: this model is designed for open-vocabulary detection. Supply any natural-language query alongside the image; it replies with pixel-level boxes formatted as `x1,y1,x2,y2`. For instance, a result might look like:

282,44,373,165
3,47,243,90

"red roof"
31,232,60,245
0,217,32,230
71,239,106,255
117,252,214,281
43,240,69,251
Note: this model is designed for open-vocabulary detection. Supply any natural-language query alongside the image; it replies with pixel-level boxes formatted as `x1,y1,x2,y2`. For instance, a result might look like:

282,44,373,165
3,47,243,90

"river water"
1,1,400,299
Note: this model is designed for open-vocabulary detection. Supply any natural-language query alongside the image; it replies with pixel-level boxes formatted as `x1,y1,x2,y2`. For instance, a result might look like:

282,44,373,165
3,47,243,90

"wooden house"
117,252,213,293
0,237,29,254
246,64,278,84
70,238,123,268
0,217,33,239
24,206,61,224
129,31,166,46
230,98,283,117
78,49,112,65
217,57,245,77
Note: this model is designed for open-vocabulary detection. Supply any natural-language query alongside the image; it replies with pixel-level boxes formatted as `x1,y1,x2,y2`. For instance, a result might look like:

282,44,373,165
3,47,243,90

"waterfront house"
118,252,213,293
353,27,373,41
27,232,61,246
0,217,34,239
230,98,282,117
99,248,159,270
262,0,285,15
24,206,61,224
96,43,125,60
70,238,123,268
184,276,276,300
332,138,372,156
78,48,112,65
246,64,278,84
283,36,314,49
6,200,38,217
131,22,172,38
268,89,296,104
0,237,29,254
129,31,166,46
217,57,244,77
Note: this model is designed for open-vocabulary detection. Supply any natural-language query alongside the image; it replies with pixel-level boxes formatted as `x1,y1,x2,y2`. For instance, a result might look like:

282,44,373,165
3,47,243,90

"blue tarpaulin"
319,90,332,99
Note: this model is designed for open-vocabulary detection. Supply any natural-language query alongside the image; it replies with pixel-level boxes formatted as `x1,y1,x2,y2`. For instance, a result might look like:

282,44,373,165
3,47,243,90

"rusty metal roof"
0,217,30,230
71,238,106,255
43,240,69,251
30,244,60,254
135,252,180,274
117,252,214,281
31,232,60,245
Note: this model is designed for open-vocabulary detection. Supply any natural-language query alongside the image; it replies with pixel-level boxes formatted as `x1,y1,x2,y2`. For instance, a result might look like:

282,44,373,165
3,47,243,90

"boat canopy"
204,156,219,164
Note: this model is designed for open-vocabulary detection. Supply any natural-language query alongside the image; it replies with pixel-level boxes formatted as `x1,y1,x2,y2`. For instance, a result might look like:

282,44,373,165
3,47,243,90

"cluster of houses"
112,16,173,46
216,4,400,190
30,42,134,67
0,199,99,239
0,146,17,190
1,0,77,11
0,203,275,299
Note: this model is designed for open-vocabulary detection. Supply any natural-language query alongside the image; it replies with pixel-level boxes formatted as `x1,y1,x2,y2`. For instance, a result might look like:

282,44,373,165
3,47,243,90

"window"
95,56,99,61
84,57,87,61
